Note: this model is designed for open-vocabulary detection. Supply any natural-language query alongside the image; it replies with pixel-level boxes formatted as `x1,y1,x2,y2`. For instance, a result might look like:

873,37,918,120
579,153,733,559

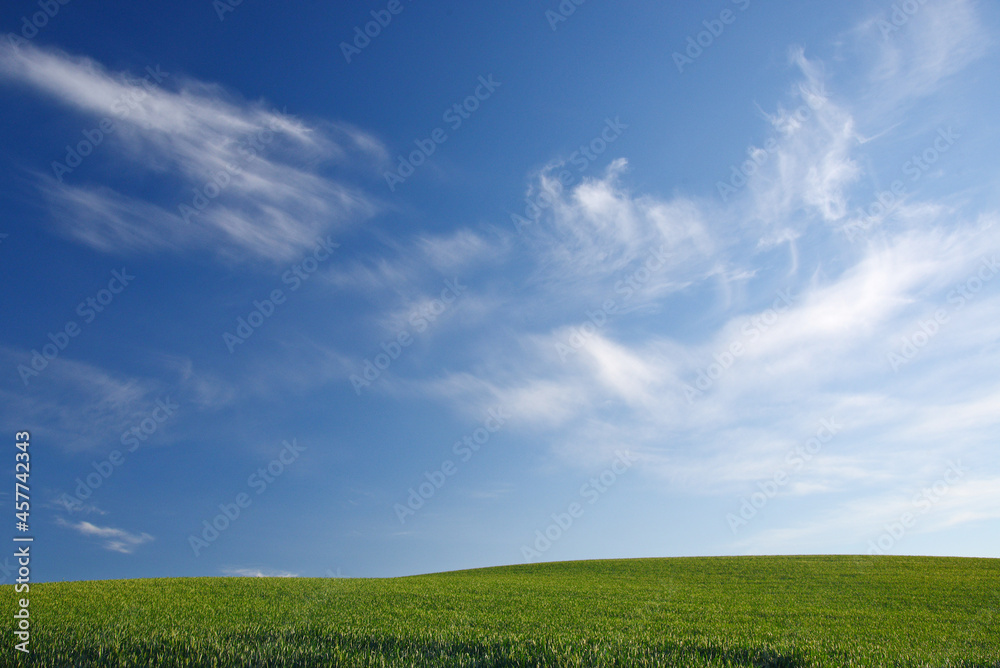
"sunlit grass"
3,555,998,666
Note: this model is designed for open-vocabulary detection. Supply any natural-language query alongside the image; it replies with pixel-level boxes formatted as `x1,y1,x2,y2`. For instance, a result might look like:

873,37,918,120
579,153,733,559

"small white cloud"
57,518,153,554
417,229,501,273
220,567,299,578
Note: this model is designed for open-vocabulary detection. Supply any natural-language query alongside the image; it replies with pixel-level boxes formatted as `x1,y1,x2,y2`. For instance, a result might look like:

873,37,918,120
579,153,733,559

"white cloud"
417,228,502,273
323,228,506,345
220,567,299,578
0,350,163,453
0,42,384,264
0,349,234,453
864,0,990,104
745,49,861,230
520,159,716,310
57,518,153,554
738,473,1000,554
380,12,1000,556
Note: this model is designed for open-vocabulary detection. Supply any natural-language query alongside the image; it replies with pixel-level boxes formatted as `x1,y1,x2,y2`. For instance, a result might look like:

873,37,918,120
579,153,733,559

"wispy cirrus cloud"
0,348,233,453
0,349,164,453
357,1,1000,551
519,158,716,311
0,42,385,264
861,0,990,105
57,518,154,554
738,474,1000,554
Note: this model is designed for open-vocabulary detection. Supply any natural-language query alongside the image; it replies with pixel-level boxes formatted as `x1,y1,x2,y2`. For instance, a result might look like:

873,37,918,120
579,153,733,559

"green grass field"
3,555,998,667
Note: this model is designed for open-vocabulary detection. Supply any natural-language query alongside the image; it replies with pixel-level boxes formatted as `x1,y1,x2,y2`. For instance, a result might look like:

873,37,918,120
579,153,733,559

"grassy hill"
3,555,998,666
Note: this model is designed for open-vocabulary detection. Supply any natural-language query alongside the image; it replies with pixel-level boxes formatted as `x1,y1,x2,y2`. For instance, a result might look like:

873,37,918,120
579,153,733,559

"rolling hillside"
3,555,998,667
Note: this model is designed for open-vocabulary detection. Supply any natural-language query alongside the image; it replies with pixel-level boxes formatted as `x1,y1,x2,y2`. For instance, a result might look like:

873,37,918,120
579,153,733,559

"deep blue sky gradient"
1,0,998,582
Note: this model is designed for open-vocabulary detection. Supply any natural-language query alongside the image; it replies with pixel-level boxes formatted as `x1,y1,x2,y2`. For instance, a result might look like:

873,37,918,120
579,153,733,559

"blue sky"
1,0,999,582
